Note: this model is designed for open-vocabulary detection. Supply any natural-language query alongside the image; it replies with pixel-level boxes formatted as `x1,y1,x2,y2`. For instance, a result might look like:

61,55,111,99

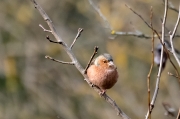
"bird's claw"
99,90,106,96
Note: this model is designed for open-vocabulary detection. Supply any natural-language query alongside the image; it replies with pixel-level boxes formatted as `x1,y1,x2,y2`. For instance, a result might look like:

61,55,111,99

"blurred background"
0,0,180,119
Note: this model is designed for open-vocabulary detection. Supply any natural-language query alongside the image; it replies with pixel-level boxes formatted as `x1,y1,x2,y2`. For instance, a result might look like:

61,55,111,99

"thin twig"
163,0,179,13
169,3,180,67
113,31,180,39
166,50,180,84
176,108,180,119
84,46,99,74
147,6,154,119
39,24,52,33
168,72,179,78
113,31,152,39
125,4,161,41
31,0,130,119
46,36,62,44
88,0,112,30
70,28,83,49
145,0,168,118
45,56,74,65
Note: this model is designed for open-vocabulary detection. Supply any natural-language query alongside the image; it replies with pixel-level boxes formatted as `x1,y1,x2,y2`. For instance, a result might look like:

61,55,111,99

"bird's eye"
103,60,107,63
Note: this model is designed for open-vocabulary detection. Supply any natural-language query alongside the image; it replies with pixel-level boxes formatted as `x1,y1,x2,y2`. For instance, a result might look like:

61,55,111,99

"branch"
125,4,161,41
169,3,180,67
177,108,180,119
46,35,62,44
163,0,179,13
70,28,83,49
113,31,152,39
113,31,180,39
146,6,154,119
168,72,179,78
88,1,180,40
39,24,52,33
84,46,98,74
145,0,168,118
88,0,112,30
45,56,75,65
30,0,130,119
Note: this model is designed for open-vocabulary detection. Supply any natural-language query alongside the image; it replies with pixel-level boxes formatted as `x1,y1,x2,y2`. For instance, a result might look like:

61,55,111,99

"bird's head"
94,53,115,68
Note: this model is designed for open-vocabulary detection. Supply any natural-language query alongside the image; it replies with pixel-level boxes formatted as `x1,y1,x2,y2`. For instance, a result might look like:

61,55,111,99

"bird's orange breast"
87,65,118,90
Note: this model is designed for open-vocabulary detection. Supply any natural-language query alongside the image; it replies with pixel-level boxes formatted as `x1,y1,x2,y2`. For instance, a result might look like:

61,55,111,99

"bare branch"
88,1,180,40
166,52,180,84
113,31,152,39
31,0,130,119
39,24,52,33
84,46,99,74
70,28,83,49
125,4,162,41
169,3,180,67
168,72,179,78
145,0,168,118
113,31,180,39
163,0,179,13
88,0,112,30
45,56,74,65
147,6,154,119
125,4,151,31
177,108,180,119
46,35,62,44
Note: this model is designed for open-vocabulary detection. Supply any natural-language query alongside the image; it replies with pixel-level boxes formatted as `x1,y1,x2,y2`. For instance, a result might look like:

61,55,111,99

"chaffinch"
87,53,118,94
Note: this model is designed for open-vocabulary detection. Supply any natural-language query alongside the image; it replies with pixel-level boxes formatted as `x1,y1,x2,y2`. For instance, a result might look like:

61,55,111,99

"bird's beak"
108,61,115,67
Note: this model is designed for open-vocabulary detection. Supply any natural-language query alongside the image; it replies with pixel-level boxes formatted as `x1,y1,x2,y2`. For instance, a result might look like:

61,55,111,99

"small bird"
154,40,180,70
87,53,118,94
154,41,169,70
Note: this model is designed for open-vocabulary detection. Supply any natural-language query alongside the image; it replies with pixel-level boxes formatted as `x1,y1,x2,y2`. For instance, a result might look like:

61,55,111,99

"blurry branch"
169,4,180,67
163,0,179,13
145,0,168,119
46,35,61,44
70,28,83,49
113,31,180,39
88,0,180,39
162,102,177,117
45,56,75,65
168,72,179,78
30,0,130,119
112,31,152,39
177,108,180,119
84,46,98,74
166,51,180,83
147,6,154,119
39,24,52,33
88,0,112,30
125,1,180,80
125,4,162,41
168,3,179,13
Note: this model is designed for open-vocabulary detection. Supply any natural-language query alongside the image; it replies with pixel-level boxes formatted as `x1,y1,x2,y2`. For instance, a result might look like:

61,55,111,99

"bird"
87,53,118,95
154,40,180,70
154,41,169,70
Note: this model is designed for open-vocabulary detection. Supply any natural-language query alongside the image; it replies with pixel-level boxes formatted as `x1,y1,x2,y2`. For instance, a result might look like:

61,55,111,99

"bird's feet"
99,89,106,96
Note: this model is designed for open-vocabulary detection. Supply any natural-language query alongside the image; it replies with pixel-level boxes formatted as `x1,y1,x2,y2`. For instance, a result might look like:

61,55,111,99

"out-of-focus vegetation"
0,0,180,119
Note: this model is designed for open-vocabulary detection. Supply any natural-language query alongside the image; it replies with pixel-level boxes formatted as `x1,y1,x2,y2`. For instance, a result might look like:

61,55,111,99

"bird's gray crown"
102,53,113,62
